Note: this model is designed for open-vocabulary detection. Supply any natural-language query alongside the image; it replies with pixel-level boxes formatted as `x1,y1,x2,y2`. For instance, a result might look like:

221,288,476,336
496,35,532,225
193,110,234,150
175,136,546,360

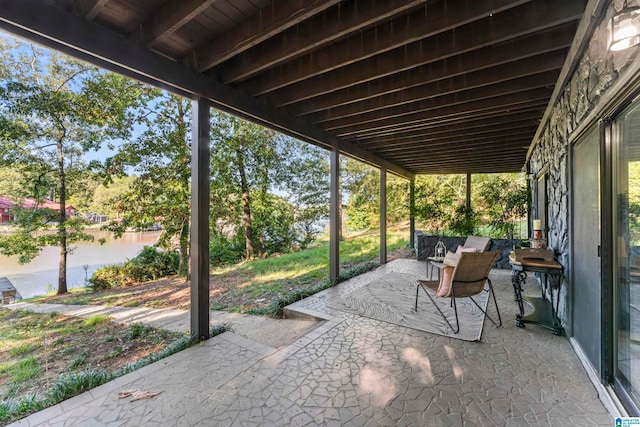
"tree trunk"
257,141,269,257
236,145,253,259
178,219,189,277
57,137,68,294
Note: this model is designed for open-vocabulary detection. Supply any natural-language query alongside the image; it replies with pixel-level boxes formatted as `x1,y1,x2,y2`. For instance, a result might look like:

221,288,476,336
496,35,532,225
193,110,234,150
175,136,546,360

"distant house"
0,197,14,224
21,198,76,218
0,196,76,223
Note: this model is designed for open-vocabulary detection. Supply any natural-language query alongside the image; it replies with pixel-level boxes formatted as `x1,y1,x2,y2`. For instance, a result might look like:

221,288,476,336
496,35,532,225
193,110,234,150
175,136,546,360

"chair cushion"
436,266,455,297
455,246,477,254
443,251,459,267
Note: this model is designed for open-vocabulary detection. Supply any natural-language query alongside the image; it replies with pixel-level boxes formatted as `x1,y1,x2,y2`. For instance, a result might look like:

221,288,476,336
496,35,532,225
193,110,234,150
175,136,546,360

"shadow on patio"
14,259,612,426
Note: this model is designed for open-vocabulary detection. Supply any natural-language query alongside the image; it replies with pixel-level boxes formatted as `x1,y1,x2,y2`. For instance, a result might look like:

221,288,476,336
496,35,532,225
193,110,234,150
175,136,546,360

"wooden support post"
190,96,210,341
380,168,387,264
409,179,415,250
330,149,340,282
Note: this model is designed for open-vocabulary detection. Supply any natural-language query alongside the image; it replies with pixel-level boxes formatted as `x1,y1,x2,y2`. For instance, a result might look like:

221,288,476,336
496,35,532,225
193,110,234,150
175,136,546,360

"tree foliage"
473,174,528,238
104,92,191,276
210,111,329,260
413,174,468,234
628,161,640,245
0,37,142,293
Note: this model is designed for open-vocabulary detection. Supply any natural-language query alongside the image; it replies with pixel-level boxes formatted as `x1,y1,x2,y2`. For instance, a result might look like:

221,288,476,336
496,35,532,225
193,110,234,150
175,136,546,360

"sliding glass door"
614,97,640,412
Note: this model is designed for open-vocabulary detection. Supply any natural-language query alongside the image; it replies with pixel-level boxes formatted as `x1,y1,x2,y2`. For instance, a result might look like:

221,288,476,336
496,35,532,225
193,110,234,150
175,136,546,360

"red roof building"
0,197,14,224
0,196,76,223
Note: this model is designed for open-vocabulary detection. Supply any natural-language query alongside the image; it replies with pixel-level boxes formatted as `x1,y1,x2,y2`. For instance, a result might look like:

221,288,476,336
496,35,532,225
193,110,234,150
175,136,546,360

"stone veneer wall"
528,0,640,326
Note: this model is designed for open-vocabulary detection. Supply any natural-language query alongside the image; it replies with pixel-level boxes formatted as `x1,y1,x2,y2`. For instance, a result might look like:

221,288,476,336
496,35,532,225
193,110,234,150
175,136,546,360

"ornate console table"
510,258,564,335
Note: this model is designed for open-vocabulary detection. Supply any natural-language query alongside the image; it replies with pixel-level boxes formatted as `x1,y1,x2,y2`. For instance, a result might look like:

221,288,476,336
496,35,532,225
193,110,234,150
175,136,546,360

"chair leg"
487,278,502,328
414,284,420,311
468,279,502,328
419,284,460,334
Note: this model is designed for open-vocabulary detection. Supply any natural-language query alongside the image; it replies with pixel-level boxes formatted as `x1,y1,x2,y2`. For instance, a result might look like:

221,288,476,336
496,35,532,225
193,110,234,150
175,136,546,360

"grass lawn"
0,308,198,425
35,226,412,314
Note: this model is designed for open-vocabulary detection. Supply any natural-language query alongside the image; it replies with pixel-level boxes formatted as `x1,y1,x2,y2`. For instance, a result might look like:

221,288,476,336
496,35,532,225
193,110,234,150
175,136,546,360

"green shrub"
88,246,179,290
209,236,244,265
88,265,126,291
122,246,179,282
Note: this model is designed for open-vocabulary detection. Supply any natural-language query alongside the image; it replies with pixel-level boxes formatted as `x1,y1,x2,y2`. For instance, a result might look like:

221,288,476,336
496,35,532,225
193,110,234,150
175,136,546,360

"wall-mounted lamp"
609,0,640,51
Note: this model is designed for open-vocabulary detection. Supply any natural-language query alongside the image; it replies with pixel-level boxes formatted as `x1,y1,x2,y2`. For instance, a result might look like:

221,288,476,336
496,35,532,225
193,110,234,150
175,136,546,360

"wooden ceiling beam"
185,0,342,72
355,112,543,146
217,0,530,83
324,77,556,134
413,159,527,174
217,0,428,84
410,150,529,166
244,0,584,96
306,55,564,124
347,104,547,140
404,151,531,167
334,91,550,137
360,125,540,151
129,0,221,47
374,133,535,155
72,0,110,21
279,25,576,109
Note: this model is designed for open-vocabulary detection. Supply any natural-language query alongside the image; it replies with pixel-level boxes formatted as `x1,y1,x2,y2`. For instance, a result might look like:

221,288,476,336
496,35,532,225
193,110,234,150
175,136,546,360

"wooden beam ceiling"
128,0,221,47
185,0,343,72
241,0,584,97
0,0,591,176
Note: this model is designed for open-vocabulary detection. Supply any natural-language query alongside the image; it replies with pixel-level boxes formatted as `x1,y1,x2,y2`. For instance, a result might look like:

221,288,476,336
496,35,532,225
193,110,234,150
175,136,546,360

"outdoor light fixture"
609,0,640,51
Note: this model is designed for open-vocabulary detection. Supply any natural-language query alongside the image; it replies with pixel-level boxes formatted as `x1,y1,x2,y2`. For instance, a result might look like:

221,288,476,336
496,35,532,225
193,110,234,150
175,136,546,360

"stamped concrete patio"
11,259,613,426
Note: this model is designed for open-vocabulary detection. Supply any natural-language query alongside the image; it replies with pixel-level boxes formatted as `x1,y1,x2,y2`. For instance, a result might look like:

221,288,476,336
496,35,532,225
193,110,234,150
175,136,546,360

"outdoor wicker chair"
429,235,491,279
415,251,501,334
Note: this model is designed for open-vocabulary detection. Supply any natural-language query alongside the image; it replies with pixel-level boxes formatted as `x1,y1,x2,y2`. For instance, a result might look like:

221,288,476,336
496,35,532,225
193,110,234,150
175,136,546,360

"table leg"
511,270,527,328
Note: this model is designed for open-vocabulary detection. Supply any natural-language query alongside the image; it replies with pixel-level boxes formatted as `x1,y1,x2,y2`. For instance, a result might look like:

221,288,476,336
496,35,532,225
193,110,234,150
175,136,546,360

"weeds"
83,314,111,326
8,343,36,357
69,351,89,370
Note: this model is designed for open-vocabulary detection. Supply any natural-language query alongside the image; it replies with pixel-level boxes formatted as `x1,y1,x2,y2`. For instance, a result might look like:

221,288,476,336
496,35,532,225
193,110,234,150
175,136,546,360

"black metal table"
426,256,444,280
510,260,564,335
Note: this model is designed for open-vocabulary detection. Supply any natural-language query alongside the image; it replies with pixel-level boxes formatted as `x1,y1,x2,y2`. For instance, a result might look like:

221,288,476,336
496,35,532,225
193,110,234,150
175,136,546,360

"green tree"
279,142,329,249
105,93,191,276
0,165,24,199
474,173,528,238
211,113,282,258
90,176,136,218
210,112,331,258
0,38,142,294
342,158,379,231
413,174,467,233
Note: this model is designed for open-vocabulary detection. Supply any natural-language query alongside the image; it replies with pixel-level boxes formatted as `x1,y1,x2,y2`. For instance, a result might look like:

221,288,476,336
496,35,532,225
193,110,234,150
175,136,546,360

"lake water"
0,230,161,298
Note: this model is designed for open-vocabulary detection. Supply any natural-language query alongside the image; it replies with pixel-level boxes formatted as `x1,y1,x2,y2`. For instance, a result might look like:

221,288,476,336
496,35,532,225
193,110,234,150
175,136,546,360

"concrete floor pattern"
11,259,613,426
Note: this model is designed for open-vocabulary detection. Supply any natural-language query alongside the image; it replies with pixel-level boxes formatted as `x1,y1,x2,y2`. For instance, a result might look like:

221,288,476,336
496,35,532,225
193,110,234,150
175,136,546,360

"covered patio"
13,259,611,426
1,0,639,421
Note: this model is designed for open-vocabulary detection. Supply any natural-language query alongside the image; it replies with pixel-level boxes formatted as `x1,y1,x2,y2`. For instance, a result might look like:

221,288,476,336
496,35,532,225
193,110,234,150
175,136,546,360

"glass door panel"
615,99,640,410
